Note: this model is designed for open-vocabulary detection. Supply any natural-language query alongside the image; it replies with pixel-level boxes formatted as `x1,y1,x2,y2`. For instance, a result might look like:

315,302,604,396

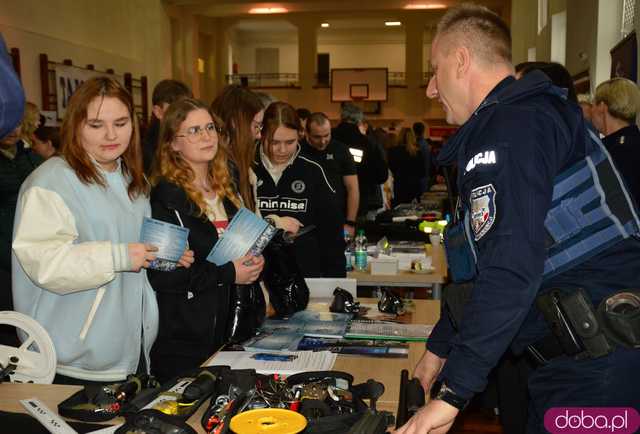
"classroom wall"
0,0,171,111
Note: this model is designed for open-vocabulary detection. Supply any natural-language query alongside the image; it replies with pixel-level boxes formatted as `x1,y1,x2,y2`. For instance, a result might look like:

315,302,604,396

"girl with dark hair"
148,98,264,381
254,102,345,277
31,125,60,159
387,127,425,206
210,85,264,211
12,77,193,385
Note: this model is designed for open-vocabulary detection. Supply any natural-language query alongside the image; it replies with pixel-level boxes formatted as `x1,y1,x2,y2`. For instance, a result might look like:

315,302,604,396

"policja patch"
470,184,496,240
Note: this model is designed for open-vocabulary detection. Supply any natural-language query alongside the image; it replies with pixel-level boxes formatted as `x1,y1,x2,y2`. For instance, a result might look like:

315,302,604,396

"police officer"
254,101,345,278
301,112,359,237
395,4,640,434
591,77,640,203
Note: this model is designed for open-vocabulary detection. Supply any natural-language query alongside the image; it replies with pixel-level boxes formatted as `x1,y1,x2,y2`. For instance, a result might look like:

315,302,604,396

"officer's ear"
454,45,471,78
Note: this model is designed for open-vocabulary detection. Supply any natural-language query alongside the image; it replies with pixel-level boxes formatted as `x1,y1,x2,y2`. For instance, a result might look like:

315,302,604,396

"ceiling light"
321,23,330,28
385,21,402,26
404,4,447,9
249,7,288,14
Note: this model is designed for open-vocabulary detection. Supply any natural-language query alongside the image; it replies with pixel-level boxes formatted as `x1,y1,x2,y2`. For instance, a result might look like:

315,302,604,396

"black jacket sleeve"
361,136,389,185
147,196,236,295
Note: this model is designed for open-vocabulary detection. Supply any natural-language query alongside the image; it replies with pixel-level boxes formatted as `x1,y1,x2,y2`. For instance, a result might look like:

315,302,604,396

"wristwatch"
345,220,356,227
435,382,469,410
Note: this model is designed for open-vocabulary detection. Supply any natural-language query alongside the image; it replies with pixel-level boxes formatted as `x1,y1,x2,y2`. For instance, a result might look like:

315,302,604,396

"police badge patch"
470,184,496,240
291,180,306,193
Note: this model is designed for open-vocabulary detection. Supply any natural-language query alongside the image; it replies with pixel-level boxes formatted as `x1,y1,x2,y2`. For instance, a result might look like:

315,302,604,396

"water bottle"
344,230,353,272
354,229,368,272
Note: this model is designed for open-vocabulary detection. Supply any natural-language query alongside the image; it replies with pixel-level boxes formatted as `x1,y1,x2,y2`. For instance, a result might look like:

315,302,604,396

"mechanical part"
0,311,56,384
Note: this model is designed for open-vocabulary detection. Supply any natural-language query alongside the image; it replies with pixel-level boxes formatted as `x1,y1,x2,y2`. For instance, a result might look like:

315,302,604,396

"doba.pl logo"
544,408,640,433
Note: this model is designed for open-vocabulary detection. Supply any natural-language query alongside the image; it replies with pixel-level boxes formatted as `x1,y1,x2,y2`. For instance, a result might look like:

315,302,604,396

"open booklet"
207,207,277,265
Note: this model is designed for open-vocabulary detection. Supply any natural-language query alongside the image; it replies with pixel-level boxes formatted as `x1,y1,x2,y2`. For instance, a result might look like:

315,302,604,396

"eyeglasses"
176,122,222,143
251,120,263,132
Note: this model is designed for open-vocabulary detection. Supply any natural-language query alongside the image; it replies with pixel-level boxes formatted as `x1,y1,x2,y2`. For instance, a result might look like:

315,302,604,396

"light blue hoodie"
12,156,158,381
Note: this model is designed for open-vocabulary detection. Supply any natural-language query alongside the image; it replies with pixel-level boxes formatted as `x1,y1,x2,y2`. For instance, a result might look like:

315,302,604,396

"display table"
0,299,440,433
348,244,448,299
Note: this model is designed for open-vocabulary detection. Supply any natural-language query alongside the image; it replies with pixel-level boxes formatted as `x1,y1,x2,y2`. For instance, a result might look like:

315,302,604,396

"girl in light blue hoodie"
12,77,193,384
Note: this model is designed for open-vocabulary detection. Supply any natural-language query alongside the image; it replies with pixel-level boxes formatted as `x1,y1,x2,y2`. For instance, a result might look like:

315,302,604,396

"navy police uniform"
254,146,345,278
430,71,640,432
603,124,640,204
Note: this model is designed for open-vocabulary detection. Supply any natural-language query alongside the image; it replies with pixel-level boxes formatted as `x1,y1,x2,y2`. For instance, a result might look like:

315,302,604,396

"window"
538,0,548,34
622,0,635,37
551,11,566,65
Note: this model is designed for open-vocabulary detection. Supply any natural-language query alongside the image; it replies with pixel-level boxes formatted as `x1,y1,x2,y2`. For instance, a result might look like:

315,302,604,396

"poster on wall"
54,64,124,119
610,31,637,82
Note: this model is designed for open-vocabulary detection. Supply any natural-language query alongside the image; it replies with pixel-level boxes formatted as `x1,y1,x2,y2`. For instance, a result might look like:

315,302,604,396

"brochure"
297,337,409,358
205,351,337,376
243,330,305,352
207,207,277,265
345,320,433,342
140,217,190,271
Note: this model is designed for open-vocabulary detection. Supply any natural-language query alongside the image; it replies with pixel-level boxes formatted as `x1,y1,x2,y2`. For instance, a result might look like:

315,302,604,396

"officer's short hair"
436,3,511,65
595,78,640,123
341,103,364,124
152,80,192,106
306,112,330,132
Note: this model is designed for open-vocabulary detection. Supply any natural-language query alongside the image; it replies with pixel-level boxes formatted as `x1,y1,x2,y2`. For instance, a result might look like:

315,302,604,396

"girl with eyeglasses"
148,98,265,381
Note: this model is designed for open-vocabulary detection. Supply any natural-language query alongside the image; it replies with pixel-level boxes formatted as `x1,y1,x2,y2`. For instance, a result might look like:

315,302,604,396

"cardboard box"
369,255,399,275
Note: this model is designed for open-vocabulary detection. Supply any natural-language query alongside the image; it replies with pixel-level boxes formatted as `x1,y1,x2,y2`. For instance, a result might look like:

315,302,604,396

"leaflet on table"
345,320,433,342
297,337,409,358
206,207,277,265
140,217,190,271
260,314,350,339
243,330,305,352
204,351,336,375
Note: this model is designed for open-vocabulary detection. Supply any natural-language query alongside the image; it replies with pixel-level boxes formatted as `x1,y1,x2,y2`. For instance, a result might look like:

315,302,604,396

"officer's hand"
413,349,446,395
176,249,195,268
343,224,355,237
129,243,158,272
277,216,303,235
233,254,265,284
392,400,459,434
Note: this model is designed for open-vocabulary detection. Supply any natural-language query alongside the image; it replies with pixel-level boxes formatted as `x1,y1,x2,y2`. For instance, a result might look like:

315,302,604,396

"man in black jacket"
332,103,388,219
142,80,192,173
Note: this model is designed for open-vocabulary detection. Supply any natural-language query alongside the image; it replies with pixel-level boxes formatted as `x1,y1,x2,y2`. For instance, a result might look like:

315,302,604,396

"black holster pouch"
597,290,640,349
262,229,310,318
226,282,266,344
536,288,613,359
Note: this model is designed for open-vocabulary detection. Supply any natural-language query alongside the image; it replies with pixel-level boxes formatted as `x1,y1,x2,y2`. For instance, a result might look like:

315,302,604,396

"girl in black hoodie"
148,98,264,381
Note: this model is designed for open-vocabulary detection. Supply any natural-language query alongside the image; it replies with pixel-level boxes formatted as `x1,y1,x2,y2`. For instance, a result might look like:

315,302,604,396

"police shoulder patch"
470,184,496,240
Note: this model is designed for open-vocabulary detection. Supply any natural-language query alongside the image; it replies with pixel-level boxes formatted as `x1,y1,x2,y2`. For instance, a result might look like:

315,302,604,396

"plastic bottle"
344,229,353,272
354,229,368,272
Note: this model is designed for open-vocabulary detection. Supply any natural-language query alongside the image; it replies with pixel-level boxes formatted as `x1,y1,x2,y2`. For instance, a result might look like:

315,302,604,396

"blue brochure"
140,217,190,271
207,207,277,265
